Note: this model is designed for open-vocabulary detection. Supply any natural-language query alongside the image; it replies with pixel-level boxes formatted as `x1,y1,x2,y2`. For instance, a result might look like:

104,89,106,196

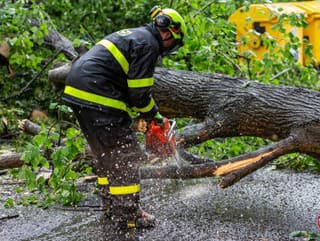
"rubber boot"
95,177,112,215
98,186,112,215
110,194,156,230
133,205,156,229
111,205,155,230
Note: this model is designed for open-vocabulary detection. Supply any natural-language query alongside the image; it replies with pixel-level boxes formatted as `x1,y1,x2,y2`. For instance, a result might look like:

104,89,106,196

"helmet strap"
161,38,183,57
162,34,173,42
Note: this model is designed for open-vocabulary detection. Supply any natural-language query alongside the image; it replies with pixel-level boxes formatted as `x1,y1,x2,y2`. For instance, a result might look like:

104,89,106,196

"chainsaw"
145,118,181,167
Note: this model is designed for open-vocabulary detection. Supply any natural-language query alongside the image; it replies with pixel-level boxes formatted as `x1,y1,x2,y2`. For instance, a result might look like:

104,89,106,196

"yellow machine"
291,1,320,65
229,1,320,66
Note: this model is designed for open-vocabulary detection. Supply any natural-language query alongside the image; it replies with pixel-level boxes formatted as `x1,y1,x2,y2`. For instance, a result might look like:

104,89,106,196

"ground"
0,167,319,241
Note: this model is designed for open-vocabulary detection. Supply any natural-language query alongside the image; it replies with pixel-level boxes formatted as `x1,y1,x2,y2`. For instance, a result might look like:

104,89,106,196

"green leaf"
65,170,77,180
49,102,59,110
72,38,81,47
61,189,70,198
4,198,15,208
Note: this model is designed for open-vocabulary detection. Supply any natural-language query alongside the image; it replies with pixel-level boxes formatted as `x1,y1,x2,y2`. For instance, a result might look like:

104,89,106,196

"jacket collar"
145,23,164,53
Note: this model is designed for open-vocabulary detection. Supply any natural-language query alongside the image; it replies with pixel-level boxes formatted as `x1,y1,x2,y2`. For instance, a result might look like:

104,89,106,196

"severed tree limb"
212,136,297,177
218,136,297,188
0,152,23,170
140,135,298,183
18,119,41,135
48,62,71,89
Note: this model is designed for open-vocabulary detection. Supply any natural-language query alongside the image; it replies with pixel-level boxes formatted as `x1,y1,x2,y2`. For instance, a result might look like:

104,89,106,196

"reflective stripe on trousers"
98,177,140,195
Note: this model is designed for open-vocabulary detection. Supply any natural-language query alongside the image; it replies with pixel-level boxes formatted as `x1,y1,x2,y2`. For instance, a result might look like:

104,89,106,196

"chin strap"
161,38,184,57
162,35,173,42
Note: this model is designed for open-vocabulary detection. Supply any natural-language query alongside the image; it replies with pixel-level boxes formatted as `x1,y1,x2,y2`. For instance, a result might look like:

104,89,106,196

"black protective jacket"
62,24,163,119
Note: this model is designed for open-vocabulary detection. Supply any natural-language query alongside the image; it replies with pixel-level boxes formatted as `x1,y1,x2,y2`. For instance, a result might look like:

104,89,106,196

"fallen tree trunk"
49,64,320,154
152,68,320,151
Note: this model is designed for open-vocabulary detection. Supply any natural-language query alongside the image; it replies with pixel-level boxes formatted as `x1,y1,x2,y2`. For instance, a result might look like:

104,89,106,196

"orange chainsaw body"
145,118,177,158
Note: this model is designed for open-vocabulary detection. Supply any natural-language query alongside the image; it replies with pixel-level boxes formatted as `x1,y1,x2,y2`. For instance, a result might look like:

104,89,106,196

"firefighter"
62,6,186,229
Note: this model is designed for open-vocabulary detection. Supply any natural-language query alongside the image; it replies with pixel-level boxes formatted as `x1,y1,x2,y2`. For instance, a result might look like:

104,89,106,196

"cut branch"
0,152,23,170
218,136,297,188
18,119,41,135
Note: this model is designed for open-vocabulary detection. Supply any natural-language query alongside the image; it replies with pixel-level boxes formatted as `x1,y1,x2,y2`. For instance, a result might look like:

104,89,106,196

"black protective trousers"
71,105,147,224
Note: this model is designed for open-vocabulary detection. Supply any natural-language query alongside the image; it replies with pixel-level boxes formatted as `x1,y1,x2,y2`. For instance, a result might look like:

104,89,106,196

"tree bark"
49,63,320,154
0,152,23,170
153,68,320,147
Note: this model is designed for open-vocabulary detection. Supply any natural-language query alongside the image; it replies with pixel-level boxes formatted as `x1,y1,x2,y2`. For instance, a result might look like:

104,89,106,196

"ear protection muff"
155,15,182,34
149,6,182,34
155,14,171,29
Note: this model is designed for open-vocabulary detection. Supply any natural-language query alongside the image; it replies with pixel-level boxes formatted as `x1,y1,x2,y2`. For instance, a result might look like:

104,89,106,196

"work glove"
131,117,148,133
131,112,164,132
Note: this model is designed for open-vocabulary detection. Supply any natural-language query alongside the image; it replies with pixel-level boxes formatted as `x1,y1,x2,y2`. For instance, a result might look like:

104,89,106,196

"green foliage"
163,0,240,74
42,0,161,43
0,1,63,120
10,104,91,207
274,153,320,172
16,125,90,206
189,136,270,160
290,231,320,241
0,2,48,70
4,198,15,208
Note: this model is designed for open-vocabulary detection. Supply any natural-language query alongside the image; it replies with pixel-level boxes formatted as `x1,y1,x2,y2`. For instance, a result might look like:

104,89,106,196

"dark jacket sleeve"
127,44,159,118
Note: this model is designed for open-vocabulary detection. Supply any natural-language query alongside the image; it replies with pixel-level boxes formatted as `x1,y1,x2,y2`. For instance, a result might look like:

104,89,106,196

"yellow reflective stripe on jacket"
131,98,155,113
127,77,154,88
109,184,140,195
98,177,109,185
97,39,129,74
64,86,128,112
